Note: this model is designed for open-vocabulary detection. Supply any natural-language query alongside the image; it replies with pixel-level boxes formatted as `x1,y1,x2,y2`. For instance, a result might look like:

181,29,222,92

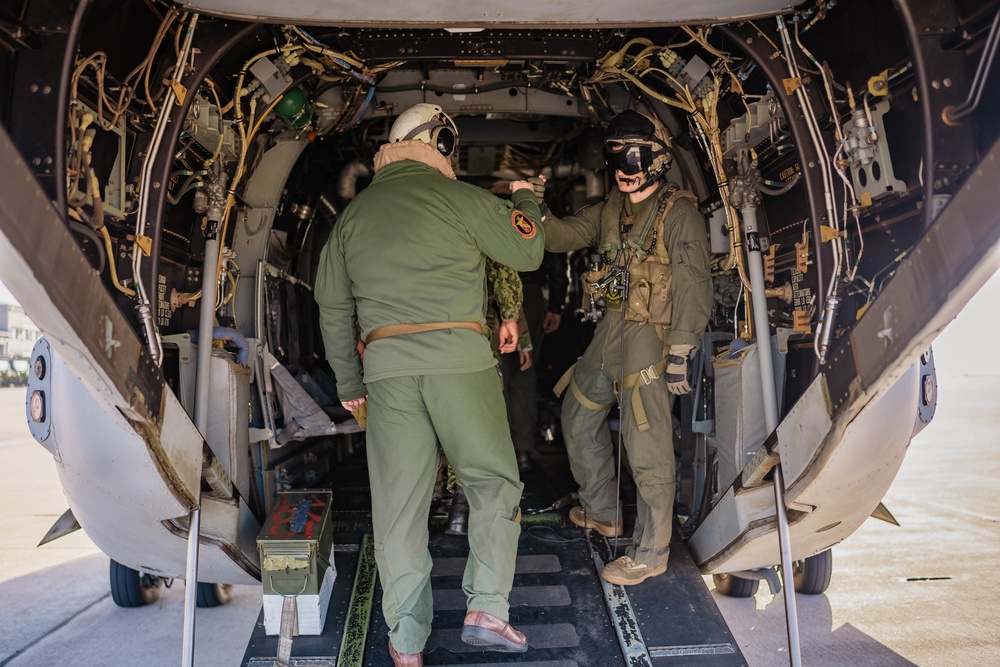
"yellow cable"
99,226,137,296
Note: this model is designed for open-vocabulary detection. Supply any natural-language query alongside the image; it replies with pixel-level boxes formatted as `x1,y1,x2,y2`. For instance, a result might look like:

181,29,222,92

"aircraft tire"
110,559,164,607
793,549,833,594
196,582,234,607
712,573,759,598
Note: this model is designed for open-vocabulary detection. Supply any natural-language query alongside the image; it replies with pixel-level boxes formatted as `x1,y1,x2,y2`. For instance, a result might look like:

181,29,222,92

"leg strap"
615,357,669,432
554,361,614,411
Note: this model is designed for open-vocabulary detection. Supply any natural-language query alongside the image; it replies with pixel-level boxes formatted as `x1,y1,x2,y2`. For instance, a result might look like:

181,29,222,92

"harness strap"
571,376,615,412
614,357,670,432
365,321,483,344
553,362,576,397
553,362,615,412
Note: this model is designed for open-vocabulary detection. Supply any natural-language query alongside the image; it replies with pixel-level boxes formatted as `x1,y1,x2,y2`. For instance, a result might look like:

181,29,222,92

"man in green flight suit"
315,103,544,666
540,110,713,586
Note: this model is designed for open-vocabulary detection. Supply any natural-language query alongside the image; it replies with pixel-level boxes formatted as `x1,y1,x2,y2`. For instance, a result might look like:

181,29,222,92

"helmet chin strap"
619,173,659,193
635,176,659,193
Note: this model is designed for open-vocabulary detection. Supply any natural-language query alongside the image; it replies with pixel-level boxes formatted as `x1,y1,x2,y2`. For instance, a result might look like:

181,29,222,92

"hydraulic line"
133,12,200,366
945,8,1000,123
776,16,842,366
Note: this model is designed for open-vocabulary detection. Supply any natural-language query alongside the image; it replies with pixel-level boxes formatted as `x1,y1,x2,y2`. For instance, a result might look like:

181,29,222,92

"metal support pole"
182,226,221,667
740,205,780,431
736,192,802,666
774,465,802,667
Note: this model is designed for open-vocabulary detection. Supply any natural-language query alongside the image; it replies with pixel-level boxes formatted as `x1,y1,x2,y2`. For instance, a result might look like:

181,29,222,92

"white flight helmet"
388,103,459,159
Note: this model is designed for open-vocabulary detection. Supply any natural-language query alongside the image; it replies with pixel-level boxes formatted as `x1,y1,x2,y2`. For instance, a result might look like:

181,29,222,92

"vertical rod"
741,205,779,431
741,204,800,665
774,465,802,667
194,235,220,431
182,230,221,667
180,507,202,667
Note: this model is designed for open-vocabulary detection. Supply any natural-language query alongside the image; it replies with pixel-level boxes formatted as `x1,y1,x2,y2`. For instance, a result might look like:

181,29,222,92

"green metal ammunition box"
257,490,335,597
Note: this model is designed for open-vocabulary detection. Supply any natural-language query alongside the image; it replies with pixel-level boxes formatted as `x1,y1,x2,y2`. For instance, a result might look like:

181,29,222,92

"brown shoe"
461,610,529,653
569,505,623,537
600,555,667,586
388,639,423,666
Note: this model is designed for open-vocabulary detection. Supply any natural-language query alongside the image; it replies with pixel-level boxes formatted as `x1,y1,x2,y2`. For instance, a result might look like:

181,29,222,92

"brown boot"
461,610,529,653
600,555,667,586
569,505,623,537
388,639,423,666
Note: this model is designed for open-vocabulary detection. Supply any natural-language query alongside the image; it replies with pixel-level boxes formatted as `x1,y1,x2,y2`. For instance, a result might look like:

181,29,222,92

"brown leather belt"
364,321,484,344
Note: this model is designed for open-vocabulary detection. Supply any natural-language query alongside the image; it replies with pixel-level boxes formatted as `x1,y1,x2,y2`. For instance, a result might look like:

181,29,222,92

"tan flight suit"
543,182,712,568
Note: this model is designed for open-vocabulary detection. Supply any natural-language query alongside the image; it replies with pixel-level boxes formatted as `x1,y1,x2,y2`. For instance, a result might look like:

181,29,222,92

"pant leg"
424,368,525,621
617,323,676,567
366,376,441,654
501,351,537,453
502,283,545,453
522,282,547,364
560,322,620,521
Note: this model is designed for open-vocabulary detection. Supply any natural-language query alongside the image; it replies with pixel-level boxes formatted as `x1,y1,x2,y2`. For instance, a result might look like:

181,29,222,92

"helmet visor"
604,140,651,176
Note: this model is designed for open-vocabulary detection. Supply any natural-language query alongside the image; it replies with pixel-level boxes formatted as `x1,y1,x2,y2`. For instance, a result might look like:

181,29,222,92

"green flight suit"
542,182,711,567
315,156,544,654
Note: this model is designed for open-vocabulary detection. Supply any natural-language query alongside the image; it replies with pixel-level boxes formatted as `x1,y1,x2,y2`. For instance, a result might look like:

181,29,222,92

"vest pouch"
647,262,674,326
625,257,673,325
624,260,652,323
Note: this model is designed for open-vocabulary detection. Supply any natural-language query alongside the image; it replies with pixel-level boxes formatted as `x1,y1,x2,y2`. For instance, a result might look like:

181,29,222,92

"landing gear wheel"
110,559,164,607
713,573,759,598
793,549,833,594
196,582,233,607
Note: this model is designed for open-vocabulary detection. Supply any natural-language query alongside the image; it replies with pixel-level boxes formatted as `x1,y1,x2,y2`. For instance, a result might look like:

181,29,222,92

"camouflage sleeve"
486,258,523,321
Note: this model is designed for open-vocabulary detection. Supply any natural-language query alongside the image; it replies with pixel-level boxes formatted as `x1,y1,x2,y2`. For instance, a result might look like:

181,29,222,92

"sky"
0,282,13,306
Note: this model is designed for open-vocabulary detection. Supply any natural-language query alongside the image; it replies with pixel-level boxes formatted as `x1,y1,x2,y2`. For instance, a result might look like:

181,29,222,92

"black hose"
756,172,802,196
54,0,93,219
68,218,106,274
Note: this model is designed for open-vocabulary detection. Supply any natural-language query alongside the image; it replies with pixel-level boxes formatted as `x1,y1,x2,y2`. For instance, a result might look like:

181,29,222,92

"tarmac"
1,273,998,667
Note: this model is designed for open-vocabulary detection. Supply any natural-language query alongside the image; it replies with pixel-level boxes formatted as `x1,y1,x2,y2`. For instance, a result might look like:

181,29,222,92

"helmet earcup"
434,125,458,158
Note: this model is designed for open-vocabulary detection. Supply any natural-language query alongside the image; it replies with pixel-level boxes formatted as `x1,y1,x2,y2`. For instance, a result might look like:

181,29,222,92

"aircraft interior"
2,0,999,664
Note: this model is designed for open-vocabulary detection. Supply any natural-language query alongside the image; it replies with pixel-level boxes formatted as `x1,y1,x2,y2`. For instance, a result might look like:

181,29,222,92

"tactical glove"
528,176,548,216
665,344,695,395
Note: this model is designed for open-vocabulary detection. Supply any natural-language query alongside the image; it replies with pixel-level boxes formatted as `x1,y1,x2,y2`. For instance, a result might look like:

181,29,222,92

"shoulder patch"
511,210,536,239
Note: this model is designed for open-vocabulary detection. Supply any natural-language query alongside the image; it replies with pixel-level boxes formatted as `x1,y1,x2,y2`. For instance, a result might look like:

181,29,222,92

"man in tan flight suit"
541,110,712,585
315,103,544,665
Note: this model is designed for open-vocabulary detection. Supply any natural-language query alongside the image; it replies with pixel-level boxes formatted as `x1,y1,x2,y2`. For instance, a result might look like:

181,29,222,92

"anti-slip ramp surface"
243,448,745,666
364,526,623,666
